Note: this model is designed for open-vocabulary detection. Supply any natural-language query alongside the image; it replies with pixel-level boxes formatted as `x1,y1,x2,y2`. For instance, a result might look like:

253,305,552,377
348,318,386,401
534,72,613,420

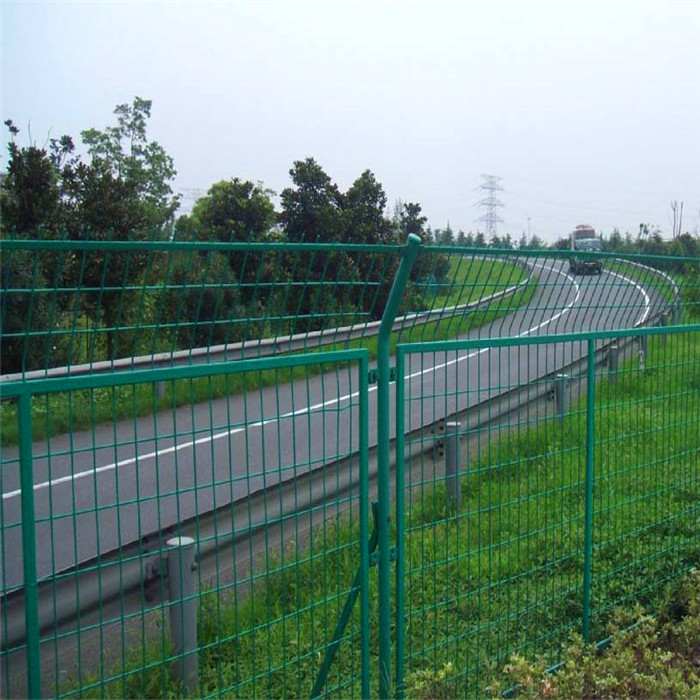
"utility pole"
476,174,504,243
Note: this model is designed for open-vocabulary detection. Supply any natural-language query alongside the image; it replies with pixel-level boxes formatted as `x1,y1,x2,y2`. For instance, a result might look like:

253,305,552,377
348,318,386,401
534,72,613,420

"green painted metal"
376,233,421,700
0,348,369,399
1,235,699,699
394,345,407,699
18,393,41,699
311,502,378,699
395,325,700,697
582,338,596,642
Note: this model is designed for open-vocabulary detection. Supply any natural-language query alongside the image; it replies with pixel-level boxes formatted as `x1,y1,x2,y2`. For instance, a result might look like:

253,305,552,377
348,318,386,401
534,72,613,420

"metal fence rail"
1,236,699,698
3,237,696,381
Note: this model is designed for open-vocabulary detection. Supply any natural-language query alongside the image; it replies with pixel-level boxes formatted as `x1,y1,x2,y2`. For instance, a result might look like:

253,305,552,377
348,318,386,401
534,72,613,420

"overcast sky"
2,0,699,241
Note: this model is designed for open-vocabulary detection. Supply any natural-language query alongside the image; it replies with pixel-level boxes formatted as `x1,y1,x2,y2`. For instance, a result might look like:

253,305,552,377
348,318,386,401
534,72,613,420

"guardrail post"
607,343,619,383
18,393,42,699
638,335,648,370
377,233,421,700
671,304,680,325
445,421,462,511
167,536,198,695
658,312,667,344
554,373,569,423
155,381,166,399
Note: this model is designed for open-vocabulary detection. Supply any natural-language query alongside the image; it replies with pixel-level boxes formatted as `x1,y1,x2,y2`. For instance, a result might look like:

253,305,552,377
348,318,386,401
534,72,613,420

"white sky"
2,0,699,241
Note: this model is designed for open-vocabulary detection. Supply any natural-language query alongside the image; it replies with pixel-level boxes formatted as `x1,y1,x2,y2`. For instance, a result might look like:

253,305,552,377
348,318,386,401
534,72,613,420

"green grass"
0,259,533,444
59,328,700,699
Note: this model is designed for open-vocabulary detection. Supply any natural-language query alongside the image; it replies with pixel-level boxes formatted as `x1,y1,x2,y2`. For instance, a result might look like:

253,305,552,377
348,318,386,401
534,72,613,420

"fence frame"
394,322,700,696
1,234,699,698
1,347,371,699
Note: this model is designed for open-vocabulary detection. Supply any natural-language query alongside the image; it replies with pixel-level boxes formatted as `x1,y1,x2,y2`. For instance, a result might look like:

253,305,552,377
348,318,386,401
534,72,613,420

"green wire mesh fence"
1,235,699,698
395,325,699,698
1,351,370,699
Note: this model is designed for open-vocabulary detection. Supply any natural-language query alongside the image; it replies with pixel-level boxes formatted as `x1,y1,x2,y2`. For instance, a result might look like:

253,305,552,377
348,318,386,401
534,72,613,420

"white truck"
569,224,603,275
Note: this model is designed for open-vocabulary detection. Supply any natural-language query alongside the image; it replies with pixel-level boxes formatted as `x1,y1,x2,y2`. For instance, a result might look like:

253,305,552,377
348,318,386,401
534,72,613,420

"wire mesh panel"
1,235,700,699
3,238,698,381
589,328,700,638
394,324,700,698
0,349,369,699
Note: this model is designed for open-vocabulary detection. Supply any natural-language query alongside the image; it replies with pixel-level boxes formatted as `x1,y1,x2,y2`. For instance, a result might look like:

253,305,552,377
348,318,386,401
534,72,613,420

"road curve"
0,260,665,590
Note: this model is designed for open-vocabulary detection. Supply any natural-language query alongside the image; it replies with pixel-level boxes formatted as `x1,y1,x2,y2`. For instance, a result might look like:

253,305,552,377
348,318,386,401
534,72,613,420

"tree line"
0,98,444,373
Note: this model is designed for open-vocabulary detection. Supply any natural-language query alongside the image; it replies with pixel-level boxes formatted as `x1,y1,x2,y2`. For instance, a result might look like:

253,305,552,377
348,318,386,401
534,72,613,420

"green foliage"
398,201,428,242
79,97,178,231
405,662,458,699
280,157,344,243
1,99,179,366
182,178,275,243
1,120,64,234
487,569,700,699
344,169,394,245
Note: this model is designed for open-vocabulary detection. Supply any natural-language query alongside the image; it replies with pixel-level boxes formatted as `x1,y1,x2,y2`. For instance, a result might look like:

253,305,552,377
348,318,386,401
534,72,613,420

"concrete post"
608,343,619,383
672,304,681,325
554,374,569,423
658,312,667,344
445,421,461,511
639,335,648,370
167,536,198,695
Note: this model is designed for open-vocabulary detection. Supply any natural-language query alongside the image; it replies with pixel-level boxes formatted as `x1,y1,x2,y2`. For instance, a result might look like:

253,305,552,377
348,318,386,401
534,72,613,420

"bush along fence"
0,235,699,698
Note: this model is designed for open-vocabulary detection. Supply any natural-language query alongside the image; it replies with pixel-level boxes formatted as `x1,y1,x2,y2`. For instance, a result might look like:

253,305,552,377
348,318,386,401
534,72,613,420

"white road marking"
604,269,652,327
4,261,650,501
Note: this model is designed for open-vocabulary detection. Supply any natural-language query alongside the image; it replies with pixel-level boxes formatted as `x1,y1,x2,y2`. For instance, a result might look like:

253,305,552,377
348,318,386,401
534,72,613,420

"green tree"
182,178,275,243
398,201,428,241
79,97,178,232
2,99,180,365
0,122,77,372
169,179,278,338
280,158,344,243
440,223,454,246
344,170,393,244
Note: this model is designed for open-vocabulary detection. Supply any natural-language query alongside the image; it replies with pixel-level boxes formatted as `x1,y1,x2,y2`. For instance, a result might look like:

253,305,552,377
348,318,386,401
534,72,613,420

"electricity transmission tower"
476,174,504,242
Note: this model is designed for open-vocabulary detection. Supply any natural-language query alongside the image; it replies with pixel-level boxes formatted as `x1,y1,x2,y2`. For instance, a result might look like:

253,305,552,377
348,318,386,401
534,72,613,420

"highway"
0,259,665,592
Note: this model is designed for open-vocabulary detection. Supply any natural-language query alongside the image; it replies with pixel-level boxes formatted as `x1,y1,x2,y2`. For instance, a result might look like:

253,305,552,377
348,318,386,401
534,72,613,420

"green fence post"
377,233,421,700
359,351,371,700
18,392,41,698
395,347,406,700
582,338,596,643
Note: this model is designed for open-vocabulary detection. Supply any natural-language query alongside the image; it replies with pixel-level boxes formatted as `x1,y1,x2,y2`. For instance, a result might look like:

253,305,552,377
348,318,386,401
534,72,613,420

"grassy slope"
68,327,700,699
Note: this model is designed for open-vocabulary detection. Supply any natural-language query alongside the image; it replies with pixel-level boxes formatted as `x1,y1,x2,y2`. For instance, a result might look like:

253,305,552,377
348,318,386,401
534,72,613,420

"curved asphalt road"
0,259,665,590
